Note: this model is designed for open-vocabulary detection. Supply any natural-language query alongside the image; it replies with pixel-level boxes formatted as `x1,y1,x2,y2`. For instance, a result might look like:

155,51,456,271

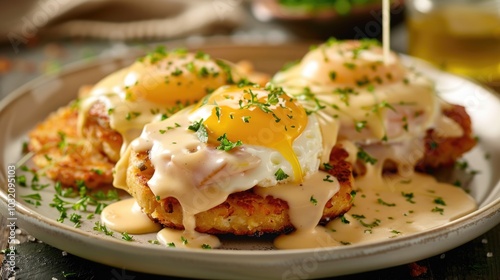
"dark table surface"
1,9,499,280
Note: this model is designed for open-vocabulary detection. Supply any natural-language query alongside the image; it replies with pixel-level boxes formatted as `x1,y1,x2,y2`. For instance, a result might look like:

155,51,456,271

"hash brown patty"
125,146,354,236
27,105,115,189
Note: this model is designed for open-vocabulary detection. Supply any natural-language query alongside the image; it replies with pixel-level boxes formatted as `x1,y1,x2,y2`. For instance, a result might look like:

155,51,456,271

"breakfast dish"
0,42,499,278
25,40,479,250
27,48,267,189
115,85,355,237
272,39,476,174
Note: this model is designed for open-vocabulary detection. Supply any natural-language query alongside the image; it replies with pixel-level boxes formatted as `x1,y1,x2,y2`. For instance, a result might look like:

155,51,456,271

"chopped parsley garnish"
93,221,114,236
148,240,160,245
352,214,381,228
333,87,357,106
431,207,444,215
188,119,208,143
21,193,42,207
216,133,242,151
329,71,337,80
171,68,183,76
91,168,104,175
323,162,333,171
357,148,377,165
274,168,289,181
350,190,357,203
125,111,141,121
239,89,281,123
121,232,134,241
201,244,212,249
323,175,334,182
195,51,210,60
340,215,350,224
310,196,318,206
57,131,67,150
377,198,396,207
181,236,188,245
343,62,356,69
402,192,416,204
434,197,446,206
215,105,221,121
69,213,82,228
354,120,367,132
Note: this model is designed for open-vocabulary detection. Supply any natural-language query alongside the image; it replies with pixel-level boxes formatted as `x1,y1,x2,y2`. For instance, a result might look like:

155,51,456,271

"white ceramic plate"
1,43,500,280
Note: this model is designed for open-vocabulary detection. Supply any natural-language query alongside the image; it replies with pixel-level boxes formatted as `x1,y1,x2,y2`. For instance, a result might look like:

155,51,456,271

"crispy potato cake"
125,146,354,236
417,104,476,170
28,104,115,189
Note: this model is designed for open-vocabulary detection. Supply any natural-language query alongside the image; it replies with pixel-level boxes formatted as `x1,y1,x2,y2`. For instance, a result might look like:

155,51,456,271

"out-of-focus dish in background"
251,0,406,39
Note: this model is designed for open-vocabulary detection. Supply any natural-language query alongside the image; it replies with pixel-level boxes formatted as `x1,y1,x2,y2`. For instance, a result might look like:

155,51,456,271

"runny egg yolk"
193,86,308,182
121,51,237,105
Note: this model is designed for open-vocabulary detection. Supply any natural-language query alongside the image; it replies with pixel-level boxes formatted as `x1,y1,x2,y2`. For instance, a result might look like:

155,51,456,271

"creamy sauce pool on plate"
101,170,476,249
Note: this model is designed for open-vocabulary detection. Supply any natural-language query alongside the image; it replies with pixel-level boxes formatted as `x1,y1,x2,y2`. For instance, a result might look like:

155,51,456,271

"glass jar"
406,0,500,90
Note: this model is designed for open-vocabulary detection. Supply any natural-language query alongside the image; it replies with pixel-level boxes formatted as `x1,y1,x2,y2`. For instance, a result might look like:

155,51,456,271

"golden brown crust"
126,147,354,236
417,104,476,171
83,101,123,163
28,105,115,189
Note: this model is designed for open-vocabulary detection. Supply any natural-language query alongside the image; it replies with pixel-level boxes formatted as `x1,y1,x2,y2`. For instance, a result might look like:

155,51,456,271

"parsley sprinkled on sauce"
323,175,334,182
185,62,195,73
357,148,377,165
354,120,367,132
216,133,242,151
402,192,416,204
167,242,176,247
329,71,337,80
350,190,357,203
201,244,212,249
431,207,444,215
274,168,289,181
181,236,188,245
434,197,446,206
340,214,350,224
333,87,357,106
188,119,208,143
343,62,356,69
148,240,160,245
377,198,396,207
125,111,141,121
310,196,318,206
171,68,183,76
352,214,381,228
